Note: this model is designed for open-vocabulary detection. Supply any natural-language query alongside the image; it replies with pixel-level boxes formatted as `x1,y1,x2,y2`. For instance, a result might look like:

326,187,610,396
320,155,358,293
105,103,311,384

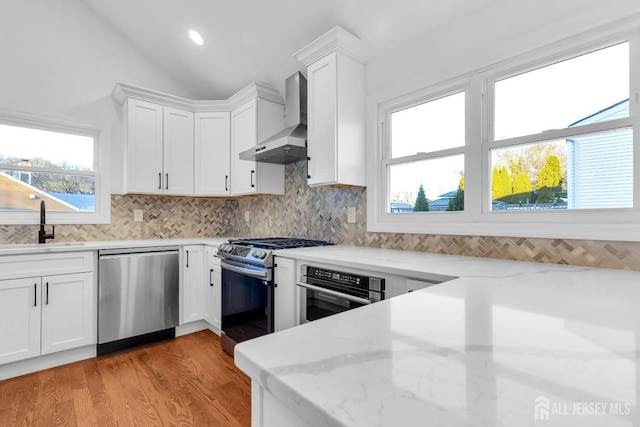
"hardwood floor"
0,330,251,426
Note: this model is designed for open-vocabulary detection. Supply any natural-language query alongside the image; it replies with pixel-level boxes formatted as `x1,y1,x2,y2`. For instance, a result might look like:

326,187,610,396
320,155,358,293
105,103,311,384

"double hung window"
0,112,108,224
385,90,467,214
489,42,631,211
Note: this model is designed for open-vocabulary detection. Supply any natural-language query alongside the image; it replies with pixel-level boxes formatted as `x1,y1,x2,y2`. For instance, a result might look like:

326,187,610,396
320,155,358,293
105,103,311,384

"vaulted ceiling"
84,0,638,100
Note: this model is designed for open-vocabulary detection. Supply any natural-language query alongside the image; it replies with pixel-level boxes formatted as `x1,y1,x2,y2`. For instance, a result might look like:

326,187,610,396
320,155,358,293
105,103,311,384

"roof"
0,171,77,211
569,98,629,127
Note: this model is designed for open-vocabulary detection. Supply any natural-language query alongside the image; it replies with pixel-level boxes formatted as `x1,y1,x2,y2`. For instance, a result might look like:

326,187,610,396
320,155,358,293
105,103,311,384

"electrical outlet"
134,209,143,222
347,206,356,224
245,211,250,222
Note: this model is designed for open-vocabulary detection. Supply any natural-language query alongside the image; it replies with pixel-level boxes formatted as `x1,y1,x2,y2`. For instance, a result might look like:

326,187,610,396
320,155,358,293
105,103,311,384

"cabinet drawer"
0,252,94,280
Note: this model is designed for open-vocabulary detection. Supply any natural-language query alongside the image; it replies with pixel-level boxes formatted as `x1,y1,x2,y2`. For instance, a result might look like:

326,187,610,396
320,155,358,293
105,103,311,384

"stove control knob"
253,249,266,259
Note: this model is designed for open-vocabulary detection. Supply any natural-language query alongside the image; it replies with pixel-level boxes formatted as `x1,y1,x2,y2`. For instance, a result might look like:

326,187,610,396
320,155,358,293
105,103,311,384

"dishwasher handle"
99,247,180,258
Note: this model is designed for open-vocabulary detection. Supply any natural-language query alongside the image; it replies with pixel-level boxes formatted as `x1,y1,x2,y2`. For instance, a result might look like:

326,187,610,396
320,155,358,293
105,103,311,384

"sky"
0,124,94,170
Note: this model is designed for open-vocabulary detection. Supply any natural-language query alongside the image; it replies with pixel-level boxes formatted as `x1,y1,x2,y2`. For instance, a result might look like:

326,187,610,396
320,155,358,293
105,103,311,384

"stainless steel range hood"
240,72,307,164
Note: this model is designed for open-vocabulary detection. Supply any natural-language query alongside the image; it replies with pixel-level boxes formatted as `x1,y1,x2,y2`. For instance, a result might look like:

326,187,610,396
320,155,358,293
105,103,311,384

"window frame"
0,109,110,225
383,86,469,216
368,29,640,241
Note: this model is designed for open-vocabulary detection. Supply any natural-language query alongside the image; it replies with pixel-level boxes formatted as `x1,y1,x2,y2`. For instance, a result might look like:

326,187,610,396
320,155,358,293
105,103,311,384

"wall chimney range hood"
240,72,307,164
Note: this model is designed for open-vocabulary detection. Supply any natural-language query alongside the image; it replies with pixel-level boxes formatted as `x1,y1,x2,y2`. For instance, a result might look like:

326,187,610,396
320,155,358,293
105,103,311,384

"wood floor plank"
0,330,251,427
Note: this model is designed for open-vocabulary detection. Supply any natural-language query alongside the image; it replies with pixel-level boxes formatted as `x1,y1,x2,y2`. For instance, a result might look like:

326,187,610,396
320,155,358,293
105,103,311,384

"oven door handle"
221,259,270,280
296,282,372,305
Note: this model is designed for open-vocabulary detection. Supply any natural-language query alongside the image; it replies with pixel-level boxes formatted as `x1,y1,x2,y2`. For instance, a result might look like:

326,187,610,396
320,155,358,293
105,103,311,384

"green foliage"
0,155,94,195
491,166,512,200
413,184,430,211
512,172,533,195
447,188,464,211
536,155,562,202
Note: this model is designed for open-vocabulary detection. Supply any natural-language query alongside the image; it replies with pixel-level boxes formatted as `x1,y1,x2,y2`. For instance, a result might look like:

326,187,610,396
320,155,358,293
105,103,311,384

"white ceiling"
83,0,498,99
83,0,638,100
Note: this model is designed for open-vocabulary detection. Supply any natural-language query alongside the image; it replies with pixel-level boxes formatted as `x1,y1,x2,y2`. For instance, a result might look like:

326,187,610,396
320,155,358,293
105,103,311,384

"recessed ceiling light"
188,30,204,46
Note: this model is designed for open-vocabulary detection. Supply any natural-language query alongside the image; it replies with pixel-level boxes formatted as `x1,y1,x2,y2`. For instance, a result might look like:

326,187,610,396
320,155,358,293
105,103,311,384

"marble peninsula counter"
235,245,640,426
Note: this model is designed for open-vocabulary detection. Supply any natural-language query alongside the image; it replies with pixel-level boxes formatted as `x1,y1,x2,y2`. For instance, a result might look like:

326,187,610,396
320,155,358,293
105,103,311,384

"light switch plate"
134,209,143,222
347,206,356,224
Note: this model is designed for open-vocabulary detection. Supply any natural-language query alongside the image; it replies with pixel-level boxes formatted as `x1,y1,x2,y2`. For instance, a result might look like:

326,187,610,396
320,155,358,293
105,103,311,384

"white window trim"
0,108,110,225
368,25,640,242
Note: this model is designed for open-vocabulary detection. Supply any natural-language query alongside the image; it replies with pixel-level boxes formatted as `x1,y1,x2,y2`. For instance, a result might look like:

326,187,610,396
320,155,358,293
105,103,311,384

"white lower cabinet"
274,257,296,332
0,271,94,365
181,245,205,324
0,278,41,364
204,247,222,331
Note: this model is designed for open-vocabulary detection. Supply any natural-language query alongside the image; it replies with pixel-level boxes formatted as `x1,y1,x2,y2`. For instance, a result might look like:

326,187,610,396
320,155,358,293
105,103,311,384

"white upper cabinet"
195,112,231,196
114,82,284,197
125,98,164,194
230,97,285,195
124,98,194,195
295,26,366,187
163,107,194,195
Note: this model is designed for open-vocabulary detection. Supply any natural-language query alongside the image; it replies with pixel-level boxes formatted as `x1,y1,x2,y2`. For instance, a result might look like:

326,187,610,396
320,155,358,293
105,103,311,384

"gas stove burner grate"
228,237,333,250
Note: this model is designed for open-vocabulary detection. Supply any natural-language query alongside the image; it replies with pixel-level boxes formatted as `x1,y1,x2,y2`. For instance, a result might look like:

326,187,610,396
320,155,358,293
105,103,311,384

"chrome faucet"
38,199,55,244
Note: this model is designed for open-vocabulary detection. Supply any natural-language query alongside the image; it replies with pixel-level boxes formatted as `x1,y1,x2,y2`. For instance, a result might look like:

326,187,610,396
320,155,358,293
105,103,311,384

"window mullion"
385,146,466,166
487,117,633,150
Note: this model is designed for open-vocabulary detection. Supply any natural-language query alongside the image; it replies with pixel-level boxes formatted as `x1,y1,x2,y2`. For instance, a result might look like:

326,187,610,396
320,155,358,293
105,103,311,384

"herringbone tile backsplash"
2,163,640,271
236,163,640,271
0,195,234,244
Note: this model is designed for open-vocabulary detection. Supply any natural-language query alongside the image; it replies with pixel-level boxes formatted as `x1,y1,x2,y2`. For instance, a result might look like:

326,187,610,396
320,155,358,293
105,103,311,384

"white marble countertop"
235,245,640,426
0,237,231,256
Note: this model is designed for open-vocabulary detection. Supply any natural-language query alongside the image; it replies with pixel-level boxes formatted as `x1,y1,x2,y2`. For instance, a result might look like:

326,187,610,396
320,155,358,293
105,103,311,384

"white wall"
365,1,640,99
0,0,195,194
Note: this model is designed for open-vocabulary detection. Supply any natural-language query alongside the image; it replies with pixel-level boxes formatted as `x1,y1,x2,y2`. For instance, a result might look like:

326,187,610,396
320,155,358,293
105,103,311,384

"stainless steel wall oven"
298,265,385,324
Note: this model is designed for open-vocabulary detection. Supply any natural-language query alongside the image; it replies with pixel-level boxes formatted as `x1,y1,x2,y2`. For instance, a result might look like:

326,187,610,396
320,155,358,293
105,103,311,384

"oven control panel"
309,267,362,285
305,266,384,294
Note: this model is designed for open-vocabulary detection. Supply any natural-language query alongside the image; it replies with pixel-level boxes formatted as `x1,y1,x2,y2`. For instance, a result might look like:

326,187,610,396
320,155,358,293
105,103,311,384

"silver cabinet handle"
225,175,228,192
210,269,214,286
158,173,162,190
46,282,49,305
296,282,372,305
34,283,37,307
186,250,189,268
166,173,169,190
250,170,255,188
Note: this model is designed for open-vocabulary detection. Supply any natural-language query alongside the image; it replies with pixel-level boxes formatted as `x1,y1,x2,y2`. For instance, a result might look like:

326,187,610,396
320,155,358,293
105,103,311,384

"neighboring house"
50,192,95,211
428,190,458,211
0,171,77,211
390,202,414,213
567,99,632,209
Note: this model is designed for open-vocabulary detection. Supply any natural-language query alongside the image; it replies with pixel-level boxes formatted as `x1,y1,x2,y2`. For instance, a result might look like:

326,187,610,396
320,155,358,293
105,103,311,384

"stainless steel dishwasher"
98,247,179,355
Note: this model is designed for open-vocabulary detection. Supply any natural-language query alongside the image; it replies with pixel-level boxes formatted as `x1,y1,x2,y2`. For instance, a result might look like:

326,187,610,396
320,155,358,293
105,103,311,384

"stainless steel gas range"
216,238,332,356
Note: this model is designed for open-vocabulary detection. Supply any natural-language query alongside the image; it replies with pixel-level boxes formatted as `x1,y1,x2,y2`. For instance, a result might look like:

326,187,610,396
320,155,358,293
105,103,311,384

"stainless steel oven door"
297,282,372,324
220,259,274,356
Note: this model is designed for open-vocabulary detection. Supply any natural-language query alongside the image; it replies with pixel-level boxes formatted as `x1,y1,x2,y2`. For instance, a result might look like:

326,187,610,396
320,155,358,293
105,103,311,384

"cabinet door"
163,106,195,195
0,278,41,364
307,52,338,185
126,98,164,194
194,112,231,195
182,245,205,324
204,247,222,331
231,99,258,195
274,257,296,332
41,272,94,355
